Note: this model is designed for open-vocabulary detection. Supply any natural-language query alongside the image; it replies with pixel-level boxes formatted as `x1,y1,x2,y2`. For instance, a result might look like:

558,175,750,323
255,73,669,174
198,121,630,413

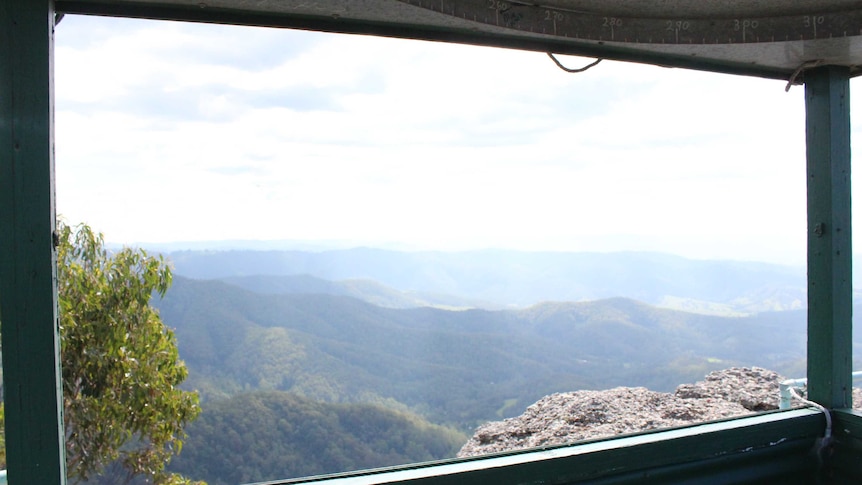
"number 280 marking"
545,10,564,22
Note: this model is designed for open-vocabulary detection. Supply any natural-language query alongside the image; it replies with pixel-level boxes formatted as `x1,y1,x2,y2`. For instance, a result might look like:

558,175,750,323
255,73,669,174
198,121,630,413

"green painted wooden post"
805,65,853,409
0,0,67,484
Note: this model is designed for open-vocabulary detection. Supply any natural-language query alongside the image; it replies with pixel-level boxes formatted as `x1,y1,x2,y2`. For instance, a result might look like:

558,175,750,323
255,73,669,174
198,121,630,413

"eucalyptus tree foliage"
57,221,204,485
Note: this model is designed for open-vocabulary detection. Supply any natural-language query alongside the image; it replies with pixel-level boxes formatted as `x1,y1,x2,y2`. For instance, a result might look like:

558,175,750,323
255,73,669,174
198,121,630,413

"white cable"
788,386,832,441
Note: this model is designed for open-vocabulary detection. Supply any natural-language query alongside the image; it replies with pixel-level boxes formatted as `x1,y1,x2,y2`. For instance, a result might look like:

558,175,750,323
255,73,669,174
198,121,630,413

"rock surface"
458,367,859,458
674,366,783,411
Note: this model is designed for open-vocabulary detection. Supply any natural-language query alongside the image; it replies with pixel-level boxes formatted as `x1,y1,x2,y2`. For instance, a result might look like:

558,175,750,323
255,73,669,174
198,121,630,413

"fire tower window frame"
2,1,861,484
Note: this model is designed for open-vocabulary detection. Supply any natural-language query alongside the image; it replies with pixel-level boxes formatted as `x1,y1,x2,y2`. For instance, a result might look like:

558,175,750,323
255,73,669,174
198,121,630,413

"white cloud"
53,14,856,265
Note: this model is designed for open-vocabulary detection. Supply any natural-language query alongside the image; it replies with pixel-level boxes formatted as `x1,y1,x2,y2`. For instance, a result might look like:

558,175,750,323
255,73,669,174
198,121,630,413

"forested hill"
166,249,808,313
167,391,466,485
156,276,812,430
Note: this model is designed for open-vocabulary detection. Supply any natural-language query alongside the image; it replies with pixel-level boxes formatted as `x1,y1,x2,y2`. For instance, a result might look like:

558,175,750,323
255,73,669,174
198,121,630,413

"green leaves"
57,221,202,485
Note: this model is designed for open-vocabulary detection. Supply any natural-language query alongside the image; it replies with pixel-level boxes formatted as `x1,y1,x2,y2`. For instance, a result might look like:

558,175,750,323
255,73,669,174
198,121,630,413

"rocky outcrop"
458,367,856,458
674,366,784,411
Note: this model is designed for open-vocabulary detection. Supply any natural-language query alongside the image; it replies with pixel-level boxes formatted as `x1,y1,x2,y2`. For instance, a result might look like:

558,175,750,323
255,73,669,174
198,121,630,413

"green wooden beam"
805,65,853,409
832,410,862,480
0,0,67,483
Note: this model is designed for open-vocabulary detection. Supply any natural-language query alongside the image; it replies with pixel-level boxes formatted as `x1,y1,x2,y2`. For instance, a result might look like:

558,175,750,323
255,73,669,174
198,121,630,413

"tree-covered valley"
168,392,465,485
141,249,862,484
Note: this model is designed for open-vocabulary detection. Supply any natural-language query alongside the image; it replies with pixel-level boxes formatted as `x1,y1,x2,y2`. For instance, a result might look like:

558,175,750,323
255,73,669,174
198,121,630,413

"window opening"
52,13,826,485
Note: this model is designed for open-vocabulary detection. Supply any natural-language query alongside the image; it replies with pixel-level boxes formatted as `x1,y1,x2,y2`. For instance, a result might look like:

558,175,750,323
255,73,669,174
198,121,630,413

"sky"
53,14,861,266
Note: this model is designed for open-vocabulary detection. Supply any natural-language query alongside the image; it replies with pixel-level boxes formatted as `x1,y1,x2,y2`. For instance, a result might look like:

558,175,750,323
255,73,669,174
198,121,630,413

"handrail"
779,371,862,410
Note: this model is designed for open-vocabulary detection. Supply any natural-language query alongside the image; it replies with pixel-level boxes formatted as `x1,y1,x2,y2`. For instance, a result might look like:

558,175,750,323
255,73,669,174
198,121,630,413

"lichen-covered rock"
674,367,784,411
458,367,860,458
458,385,748,457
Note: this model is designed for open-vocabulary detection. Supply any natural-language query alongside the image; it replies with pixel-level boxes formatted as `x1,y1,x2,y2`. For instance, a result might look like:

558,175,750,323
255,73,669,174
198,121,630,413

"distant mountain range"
166,249,811,314
219,274,497,310
142,248,862,485
155,276,826,431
